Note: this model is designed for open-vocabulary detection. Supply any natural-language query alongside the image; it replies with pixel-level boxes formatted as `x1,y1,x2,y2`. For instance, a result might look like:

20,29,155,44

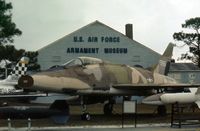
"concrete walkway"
0,123,199,131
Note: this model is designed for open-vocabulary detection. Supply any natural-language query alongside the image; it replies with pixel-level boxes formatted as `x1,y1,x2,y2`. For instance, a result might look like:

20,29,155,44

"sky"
6,0,200,61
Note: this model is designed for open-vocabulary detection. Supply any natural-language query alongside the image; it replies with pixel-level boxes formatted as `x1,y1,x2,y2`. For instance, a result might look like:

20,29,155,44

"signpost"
122,97,137,128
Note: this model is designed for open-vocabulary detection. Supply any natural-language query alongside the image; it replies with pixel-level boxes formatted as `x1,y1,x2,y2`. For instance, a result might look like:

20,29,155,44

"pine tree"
173,17,200,67
0,0,22,45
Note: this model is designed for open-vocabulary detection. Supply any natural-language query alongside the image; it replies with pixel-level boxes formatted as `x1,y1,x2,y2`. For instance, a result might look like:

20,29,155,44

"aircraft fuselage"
19,62,177,96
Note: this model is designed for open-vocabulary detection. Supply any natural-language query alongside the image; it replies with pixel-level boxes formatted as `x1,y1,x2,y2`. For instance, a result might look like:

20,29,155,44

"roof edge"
37,20,161,56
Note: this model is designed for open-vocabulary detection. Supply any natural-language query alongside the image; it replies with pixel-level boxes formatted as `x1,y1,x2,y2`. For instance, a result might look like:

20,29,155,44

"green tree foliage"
0,0,22,45
0,1,40,73
24,51,40,71
173,17,200,67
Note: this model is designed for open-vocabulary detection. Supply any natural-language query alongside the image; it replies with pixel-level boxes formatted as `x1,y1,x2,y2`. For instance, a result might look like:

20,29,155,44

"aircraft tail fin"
6,57,29,81
153,43,175,75
195,88,200,108
195,101,200,108
195,87,200,95
189,88,198,94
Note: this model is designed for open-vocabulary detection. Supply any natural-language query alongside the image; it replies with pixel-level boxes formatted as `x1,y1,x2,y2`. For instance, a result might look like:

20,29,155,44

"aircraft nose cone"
142,94,163,105
18,75,34,88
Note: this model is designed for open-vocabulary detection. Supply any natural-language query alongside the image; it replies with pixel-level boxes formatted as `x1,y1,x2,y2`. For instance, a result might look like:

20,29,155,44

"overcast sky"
7,0,200,61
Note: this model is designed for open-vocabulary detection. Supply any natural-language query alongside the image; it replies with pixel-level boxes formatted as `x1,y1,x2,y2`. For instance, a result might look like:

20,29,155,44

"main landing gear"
81,105,91,120
81,112,91,121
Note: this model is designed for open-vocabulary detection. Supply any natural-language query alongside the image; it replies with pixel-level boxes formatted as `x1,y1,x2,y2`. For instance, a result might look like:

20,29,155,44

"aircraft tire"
104,103,113,115
157,105,167,116
1,102,8,107
81,113,91,121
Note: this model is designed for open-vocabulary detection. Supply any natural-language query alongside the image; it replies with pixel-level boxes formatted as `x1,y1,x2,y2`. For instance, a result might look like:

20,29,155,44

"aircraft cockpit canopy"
79,57,104,65
63,57,107,67
64,58,83,67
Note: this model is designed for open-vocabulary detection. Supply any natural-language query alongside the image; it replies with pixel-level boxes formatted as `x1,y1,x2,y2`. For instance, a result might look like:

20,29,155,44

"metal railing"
7,118,32,131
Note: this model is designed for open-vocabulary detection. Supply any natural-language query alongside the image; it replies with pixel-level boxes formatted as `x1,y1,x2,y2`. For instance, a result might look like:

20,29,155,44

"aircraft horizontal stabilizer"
112,83,200,90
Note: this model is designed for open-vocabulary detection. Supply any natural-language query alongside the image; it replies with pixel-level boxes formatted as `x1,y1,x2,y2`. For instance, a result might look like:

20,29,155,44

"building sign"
67,48,99,54
104,48,127,54
66,48,127,54
123,100,136,113
73,36,120,43
67,36,127,54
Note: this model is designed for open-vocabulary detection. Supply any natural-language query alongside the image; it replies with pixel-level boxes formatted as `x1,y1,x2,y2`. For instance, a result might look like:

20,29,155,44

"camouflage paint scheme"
18,58,167,95
18,43,200,96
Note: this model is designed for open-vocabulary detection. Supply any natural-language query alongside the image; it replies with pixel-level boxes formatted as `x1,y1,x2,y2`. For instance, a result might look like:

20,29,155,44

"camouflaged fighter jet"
18,43,200,120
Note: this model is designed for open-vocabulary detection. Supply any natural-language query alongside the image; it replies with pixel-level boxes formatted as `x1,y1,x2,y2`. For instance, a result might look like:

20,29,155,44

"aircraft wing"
0,93,48,98
112,83,200,90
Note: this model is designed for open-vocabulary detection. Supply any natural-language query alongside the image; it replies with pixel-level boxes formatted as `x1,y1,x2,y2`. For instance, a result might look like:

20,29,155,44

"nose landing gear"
81,112,91,121
80,97,91,121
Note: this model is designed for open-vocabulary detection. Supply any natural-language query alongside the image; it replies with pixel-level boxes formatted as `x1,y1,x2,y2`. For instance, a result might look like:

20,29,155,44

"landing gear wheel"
157,105,167,116
81,113,91,121
1,102,8,107
104,103,113,115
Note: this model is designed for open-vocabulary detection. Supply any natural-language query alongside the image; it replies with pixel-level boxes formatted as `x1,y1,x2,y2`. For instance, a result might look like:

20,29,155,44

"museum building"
37,21,161,70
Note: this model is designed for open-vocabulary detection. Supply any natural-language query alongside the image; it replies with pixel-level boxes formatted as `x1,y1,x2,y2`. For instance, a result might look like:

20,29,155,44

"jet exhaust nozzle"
18,75,34,88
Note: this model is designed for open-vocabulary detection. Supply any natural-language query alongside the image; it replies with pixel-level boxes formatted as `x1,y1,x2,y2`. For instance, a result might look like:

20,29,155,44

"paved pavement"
0,124,200,131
